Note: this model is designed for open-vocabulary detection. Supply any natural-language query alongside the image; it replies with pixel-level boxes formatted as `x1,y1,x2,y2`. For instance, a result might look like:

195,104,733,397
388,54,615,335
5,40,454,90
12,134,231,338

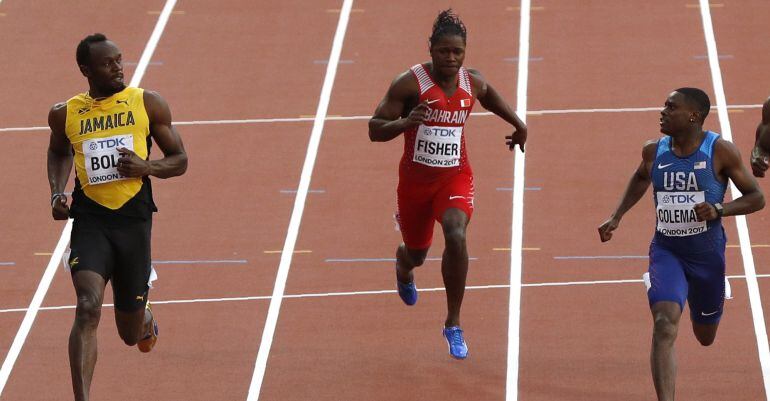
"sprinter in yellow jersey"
46,33,187,401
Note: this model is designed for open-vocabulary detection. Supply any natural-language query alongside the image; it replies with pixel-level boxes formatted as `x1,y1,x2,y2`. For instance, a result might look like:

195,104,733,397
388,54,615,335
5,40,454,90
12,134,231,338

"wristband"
713,202,724,217
51,193,65,207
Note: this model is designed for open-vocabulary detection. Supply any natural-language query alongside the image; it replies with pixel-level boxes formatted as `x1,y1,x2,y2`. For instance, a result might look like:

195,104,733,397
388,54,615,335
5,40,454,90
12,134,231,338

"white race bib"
656,191,707,236
413,124,462,168
83,134,134,185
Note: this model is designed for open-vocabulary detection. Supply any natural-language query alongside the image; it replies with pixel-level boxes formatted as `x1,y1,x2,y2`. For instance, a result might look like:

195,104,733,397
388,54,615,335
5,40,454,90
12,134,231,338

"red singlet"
396,63,476,249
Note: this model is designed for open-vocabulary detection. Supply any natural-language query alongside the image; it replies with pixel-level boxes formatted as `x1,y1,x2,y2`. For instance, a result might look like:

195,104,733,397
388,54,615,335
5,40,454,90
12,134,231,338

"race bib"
413,124,462,168
656,191,707,236
83,134,134,185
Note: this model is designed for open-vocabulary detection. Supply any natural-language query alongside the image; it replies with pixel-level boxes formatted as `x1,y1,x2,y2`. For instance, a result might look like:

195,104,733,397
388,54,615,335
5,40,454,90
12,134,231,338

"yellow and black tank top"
65,87,157,220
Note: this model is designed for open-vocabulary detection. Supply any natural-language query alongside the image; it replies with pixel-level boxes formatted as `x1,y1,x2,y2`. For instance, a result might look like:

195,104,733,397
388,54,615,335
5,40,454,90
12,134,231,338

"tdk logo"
661,194,696,204
94,137,127,150
422,127,457,137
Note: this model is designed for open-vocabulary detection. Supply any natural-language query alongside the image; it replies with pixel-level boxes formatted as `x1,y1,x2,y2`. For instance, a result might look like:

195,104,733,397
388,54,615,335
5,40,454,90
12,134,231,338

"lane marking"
496,187,542,191
324,257,479,263
2,104,764,133
326,8,364,13
494,247,540,251
263,250,312,254
508,1,530,400
314,59,354,64
503,57,544,62
4,272,770,315
0,221,71,393
728,244,770,248
554,255,648,260
147,10,185,14
279,189,326,194
246,1,354,399
699,0,770,395
33,253,53,256
123,61,164,66
0,1,177,395
507,6,544,11
0,263,15,266
693,54,733,60
152,259,247,265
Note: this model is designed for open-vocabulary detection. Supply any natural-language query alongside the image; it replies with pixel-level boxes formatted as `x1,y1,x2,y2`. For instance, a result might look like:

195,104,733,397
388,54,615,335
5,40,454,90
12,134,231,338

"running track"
0,1,769,400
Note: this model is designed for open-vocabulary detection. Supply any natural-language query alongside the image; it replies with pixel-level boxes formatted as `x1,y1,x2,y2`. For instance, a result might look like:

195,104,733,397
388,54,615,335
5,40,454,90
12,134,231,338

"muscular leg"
692,321,719,346
440,208,469,327
396,244,428,285
650,301,682,401
114,297,152,346
69,270,107,401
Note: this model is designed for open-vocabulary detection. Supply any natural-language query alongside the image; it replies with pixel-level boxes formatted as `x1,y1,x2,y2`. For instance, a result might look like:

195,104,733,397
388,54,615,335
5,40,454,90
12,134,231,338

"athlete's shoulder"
386,68,420,99
141,89,172,123
713,135,740,158
48,102,68,129
642,138,659,159
463,68,487,97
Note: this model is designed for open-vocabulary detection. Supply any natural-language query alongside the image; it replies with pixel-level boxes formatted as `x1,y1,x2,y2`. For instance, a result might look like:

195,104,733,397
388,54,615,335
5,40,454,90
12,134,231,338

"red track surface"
1,1,770,400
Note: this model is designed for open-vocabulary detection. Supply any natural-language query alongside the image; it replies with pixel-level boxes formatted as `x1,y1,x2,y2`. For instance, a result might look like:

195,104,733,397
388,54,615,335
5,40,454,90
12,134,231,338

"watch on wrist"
713,202,724,217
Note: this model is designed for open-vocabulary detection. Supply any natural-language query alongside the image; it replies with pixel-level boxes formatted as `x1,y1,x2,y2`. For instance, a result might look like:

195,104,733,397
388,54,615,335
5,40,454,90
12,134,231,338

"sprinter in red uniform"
368,9,527,359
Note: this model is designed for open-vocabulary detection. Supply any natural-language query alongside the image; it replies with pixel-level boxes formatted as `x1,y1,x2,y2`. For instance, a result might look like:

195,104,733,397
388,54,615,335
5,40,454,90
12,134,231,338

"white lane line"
245,1,353,399
507,0,530,400
3,273,770,315
0,220,71,392
0,1,177,395
1,104,763,134
700,0,770,396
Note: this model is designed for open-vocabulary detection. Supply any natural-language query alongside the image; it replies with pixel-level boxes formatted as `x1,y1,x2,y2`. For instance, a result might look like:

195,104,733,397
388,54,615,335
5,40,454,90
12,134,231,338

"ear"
690,111,700,123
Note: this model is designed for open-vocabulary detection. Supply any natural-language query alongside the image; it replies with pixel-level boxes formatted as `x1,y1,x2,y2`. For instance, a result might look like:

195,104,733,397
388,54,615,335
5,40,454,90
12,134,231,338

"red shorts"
396,172,475,249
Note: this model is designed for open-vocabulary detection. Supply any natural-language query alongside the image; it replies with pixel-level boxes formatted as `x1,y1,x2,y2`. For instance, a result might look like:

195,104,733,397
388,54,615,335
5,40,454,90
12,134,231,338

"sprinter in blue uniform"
598,88,764,401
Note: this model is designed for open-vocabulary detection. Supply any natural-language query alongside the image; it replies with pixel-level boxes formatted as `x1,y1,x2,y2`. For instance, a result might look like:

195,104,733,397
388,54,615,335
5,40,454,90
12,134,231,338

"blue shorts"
647,238,726,324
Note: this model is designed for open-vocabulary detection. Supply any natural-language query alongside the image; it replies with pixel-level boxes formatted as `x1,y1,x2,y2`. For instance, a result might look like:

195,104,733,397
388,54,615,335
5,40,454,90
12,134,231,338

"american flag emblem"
694,161,706,169
460,98,471,107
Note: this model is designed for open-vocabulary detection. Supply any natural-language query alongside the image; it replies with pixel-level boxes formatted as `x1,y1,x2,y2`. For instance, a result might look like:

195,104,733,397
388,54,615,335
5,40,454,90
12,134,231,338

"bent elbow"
757,194,766,211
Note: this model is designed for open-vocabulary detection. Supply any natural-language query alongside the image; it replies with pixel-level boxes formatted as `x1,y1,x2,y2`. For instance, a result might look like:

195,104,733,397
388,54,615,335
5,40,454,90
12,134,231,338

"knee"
652,314,678,344
398,244,427,267
74,294,102,328
443,226,466,250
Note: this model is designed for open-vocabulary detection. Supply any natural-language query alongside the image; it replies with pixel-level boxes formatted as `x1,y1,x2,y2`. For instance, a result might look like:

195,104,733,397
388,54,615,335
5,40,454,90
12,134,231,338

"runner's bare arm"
695,140,764,221
117,91,187,179
750,97,770,177
467,69,527,152
598,140,657,242
47,103,72,220
369,72,427,142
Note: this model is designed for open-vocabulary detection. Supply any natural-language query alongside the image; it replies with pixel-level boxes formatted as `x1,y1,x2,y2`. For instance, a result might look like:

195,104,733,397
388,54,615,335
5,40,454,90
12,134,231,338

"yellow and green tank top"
65,87,156,218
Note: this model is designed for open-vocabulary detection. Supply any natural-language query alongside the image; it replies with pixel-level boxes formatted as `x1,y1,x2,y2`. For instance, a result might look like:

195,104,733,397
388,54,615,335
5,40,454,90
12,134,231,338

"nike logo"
116,99,128,106
426,99,440,104
136,295,144,301
449,196,466,200
701,310,719,316
69,257,79,268
657,163,674,169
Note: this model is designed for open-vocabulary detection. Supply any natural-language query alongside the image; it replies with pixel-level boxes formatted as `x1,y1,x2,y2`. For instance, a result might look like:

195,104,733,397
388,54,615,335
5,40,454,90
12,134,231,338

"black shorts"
68,213,152,312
